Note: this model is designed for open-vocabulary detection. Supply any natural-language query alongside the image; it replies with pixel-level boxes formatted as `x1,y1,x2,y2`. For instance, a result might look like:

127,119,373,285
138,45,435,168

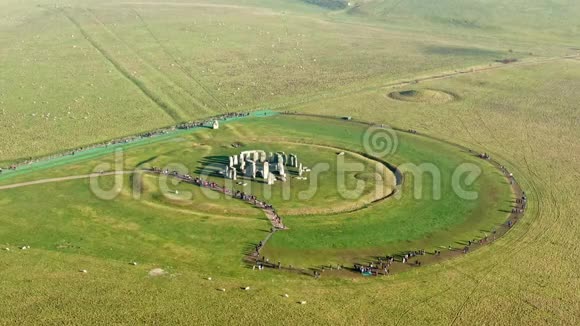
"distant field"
3,0,577,164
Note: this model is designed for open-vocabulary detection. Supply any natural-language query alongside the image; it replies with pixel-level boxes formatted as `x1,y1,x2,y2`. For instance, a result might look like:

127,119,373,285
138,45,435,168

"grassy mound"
388,89,457,104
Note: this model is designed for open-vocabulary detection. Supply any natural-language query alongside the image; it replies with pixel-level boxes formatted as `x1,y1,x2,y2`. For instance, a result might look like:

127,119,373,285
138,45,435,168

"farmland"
1,0,580,325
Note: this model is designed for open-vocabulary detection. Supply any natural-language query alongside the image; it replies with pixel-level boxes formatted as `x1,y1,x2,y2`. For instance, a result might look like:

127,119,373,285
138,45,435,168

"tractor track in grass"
449,261,502,325
61,9,184,122
84,8,214,118
400,119,546,321
393,282,454,326
62,8,215,121
131,9,228,112
519,127,562,247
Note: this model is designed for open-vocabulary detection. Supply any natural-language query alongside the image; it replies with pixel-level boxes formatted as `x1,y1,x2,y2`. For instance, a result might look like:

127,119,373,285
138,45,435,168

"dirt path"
0,171,133,191
141,170,287,262
275,113,527,277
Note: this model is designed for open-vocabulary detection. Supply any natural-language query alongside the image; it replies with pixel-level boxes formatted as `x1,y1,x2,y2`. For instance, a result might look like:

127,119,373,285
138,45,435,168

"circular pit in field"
388,89,457,104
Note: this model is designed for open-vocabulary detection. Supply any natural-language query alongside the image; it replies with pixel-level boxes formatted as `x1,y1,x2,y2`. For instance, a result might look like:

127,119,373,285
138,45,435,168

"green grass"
262,117,510,265
0,176,266,276
1,0,580,324
0,114,510,272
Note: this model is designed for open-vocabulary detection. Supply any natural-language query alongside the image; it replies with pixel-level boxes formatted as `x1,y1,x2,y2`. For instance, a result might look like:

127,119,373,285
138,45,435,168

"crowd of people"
176,112,250,130
3,111,530,279
1,111,253,172
149,142,528,279
0,165,17,174
148,166,285,250
352,250,430,277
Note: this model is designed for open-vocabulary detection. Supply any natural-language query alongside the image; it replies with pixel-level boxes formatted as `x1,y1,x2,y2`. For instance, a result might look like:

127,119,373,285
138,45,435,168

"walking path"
275,113,527,277
0,110,276,183
0,171,133,191
143,169,287,262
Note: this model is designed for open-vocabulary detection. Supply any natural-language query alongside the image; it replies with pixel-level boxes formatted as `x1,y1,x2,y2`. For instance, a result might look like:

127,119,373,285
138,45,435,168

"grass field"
1,0,580,325
3,0,578,164
0,115,510,270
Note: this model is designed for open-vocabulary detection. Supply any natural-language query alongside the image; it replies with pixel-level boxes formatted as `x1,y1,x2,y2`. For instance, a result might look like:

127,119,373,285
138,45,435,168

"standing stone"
225,166,230,177
262,162,270,179
245,163,252,178
233,155,238,166
212,120,219,129
278,162,286,177
245,160,257,179
228,156,234,168
240,155,246,170
267,172,276,185
276,152,286,164
294,155,299,168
